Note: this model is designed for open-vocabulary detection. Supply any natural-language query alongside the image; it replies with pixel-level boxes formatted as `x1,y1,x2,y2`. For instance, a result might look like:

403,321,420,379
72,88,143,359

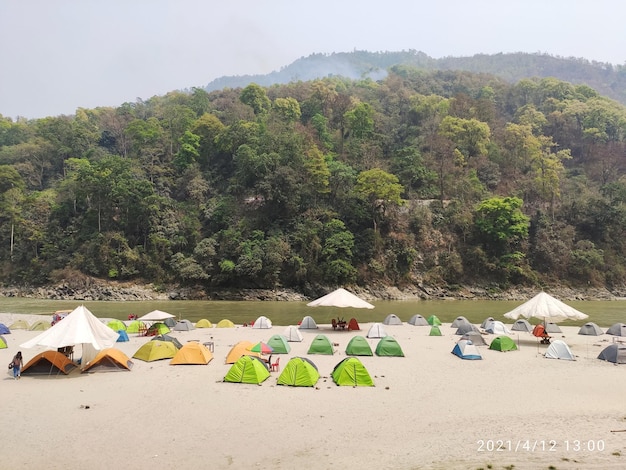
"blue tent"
0,323,10,334
452,340,482,360
116,330,129,342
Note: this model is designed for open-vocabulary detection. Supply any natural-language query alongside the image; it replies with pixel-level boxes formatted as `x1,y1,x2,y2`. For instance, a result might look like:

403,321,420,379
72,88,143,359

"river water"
0,297,624,327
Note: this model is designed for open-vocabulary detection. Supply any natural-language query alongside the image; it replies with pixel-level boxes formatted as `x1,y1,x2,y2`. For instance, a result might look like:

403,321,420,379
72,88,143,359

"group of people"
9,351,22,380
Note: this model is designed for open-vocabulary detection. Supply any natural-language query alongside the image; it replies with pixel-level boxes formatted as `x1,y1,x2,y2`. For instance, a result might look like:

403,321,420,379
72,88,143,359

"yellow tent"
83,348,133,372
170,341,214,365
9,319,29,330
217,319,235,328
225,340,260,364
195,319,213,328
133,340,178,362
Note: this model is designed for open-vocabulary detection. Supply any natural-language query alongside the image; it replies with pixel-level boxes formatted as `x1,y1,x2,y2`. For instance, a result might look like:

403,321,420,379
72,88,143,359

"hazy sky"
1,0,625,119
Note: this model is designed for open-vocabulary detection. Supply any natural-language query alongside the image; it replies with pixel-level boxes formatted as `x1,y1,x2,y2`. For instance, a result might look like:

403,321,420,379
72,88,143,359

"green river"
0,297,624,327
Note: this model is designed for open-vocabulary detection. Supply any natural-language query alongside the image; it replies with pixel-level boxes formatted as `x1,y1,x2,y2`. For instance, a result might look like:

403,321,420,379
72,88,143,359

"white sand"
2,313,626,470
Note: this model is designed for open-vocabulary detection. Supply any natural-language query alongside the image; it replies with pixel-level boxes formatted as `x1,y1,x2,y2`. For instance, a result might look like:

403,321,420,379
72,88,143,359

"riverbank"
2,316,625,470
1,279,624,302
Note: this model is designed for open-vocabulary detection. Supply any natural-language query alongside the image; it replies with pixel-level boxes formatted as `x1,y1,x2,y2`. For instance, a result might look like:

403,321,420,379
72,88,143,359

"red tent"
348,318,360,331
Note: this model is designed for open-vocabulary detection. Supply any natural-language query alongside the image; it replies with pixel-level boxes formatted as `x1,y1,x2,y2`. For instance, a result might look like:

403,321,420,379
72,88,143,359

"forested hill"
204,51,626,105
1,68,626,295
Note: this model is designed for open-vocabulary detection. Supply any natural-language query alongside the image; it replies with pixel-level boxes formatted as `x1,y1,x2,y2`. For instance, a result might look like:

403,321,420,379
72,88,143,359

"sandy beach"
1,312,625,470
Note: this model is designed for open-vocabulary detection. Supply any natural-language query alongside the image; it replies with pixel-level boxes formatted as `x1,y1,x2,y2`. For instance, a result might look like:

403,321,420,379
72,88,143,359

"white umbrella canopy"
307,288,374,309
503,292,588,323
137,310,176,321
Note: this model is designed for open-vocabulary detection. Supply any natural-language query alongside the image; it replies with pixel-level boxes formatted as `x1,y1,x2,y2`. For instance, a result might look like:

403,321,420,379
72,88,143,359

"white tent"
20,305,119,368
307,288,374,309
503,292,588,323
283,325,303,342
545,340,576,361
137,310,175,321
483,320,511,335
252,316,272,329
299,315,318,329
366,323,387,338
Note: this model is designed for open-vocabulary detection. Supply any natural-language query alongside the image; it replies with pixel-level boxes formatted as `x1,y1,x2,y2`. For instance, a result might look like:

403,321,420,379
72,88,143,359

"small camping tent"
375,336,405,357
455,323,480,335
225,341,260,364
145,322,170,336
460,331,487,346
606,323,626,337
283,325,303,342
429,325,442,336
224,355,270,384
366,323,387,338
408,314,428,326
164,317,177,328
21,351,77,375
116,330,129,342
173,320,195,331
382,314,402,325
578,322,604,336
107,319,126,332
544,340,575,360
170,342,213,365
307,334,334,355
345,336,373,356
331,357,374,386
299,316,318,329
484,320,511,335
195,319,213,328
125,320,145,334
277,357,320,387
151,334,183,349
347,318,360,330
511,319,533,333
597,343,626,364
29,320,50,331
489,336,518,352
133,340,178,362
252,316,272,329
82,348,133,372
480,317,495,328
427,315,442,326
452,340,482,360
545,322,562,333
217,319,235,328
0,335,7,349
0,323,10,334
451,316,471,328
10,319,29,330
267,334,291,354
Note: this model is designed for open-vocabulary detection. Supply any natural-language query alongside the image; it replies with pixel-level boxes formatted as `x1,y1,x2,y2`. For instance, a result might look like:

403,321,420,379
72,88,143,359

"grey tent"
545,322,562,333
173,320,195,331
598,343,626,364
451,316,471,328
511,319,533,333
299,316,318,329
151,334,183,349
578,322,604,336
460,331,487,346
164,317,177,328
455,323,480,335
408,314,428,326
606,323,626,337
480,317,495,329
382,314,402,325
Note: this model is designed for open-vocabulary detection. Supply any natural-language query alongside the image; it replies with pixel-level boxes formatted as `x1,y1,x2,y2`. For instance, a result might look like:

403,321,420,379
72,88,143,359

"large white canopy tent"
137,310,176,321
306,288,374,309
503,292,588,324
20,305,119,368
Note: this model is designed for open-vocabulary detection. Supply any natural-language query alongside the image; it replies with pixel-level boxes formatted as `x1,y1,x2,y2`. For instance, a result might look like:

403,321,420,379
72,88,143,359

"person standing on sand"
12,351,23,379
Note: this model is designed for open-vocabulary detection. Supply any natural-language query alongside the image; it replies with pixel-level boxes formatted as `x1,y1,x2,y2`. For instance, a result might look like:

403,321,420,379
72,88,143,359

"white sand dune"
1,313,625,469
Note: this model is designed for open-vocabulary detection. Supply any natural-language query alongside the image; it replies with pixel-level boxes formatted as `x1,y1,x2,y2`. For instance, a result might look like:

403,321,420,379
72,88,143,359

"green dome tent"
489,336,518,352
277,357,320,387
9,319,29,330
345,336,373,356
146,322,170,336
331,357,374,386
267,334,291,354
126,320,145,334
429,325,442,336
427,315,442,326
107,319,127,332
29,320,51,331
375,336,405,357
224,355,270,384
307,334,334,355
0,335,7,349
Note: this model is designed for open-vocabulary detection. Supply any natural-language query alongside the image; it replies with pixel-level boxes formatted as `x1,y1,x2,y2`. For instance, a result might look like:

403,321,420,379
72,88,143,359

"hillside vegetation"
1,67,626,294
